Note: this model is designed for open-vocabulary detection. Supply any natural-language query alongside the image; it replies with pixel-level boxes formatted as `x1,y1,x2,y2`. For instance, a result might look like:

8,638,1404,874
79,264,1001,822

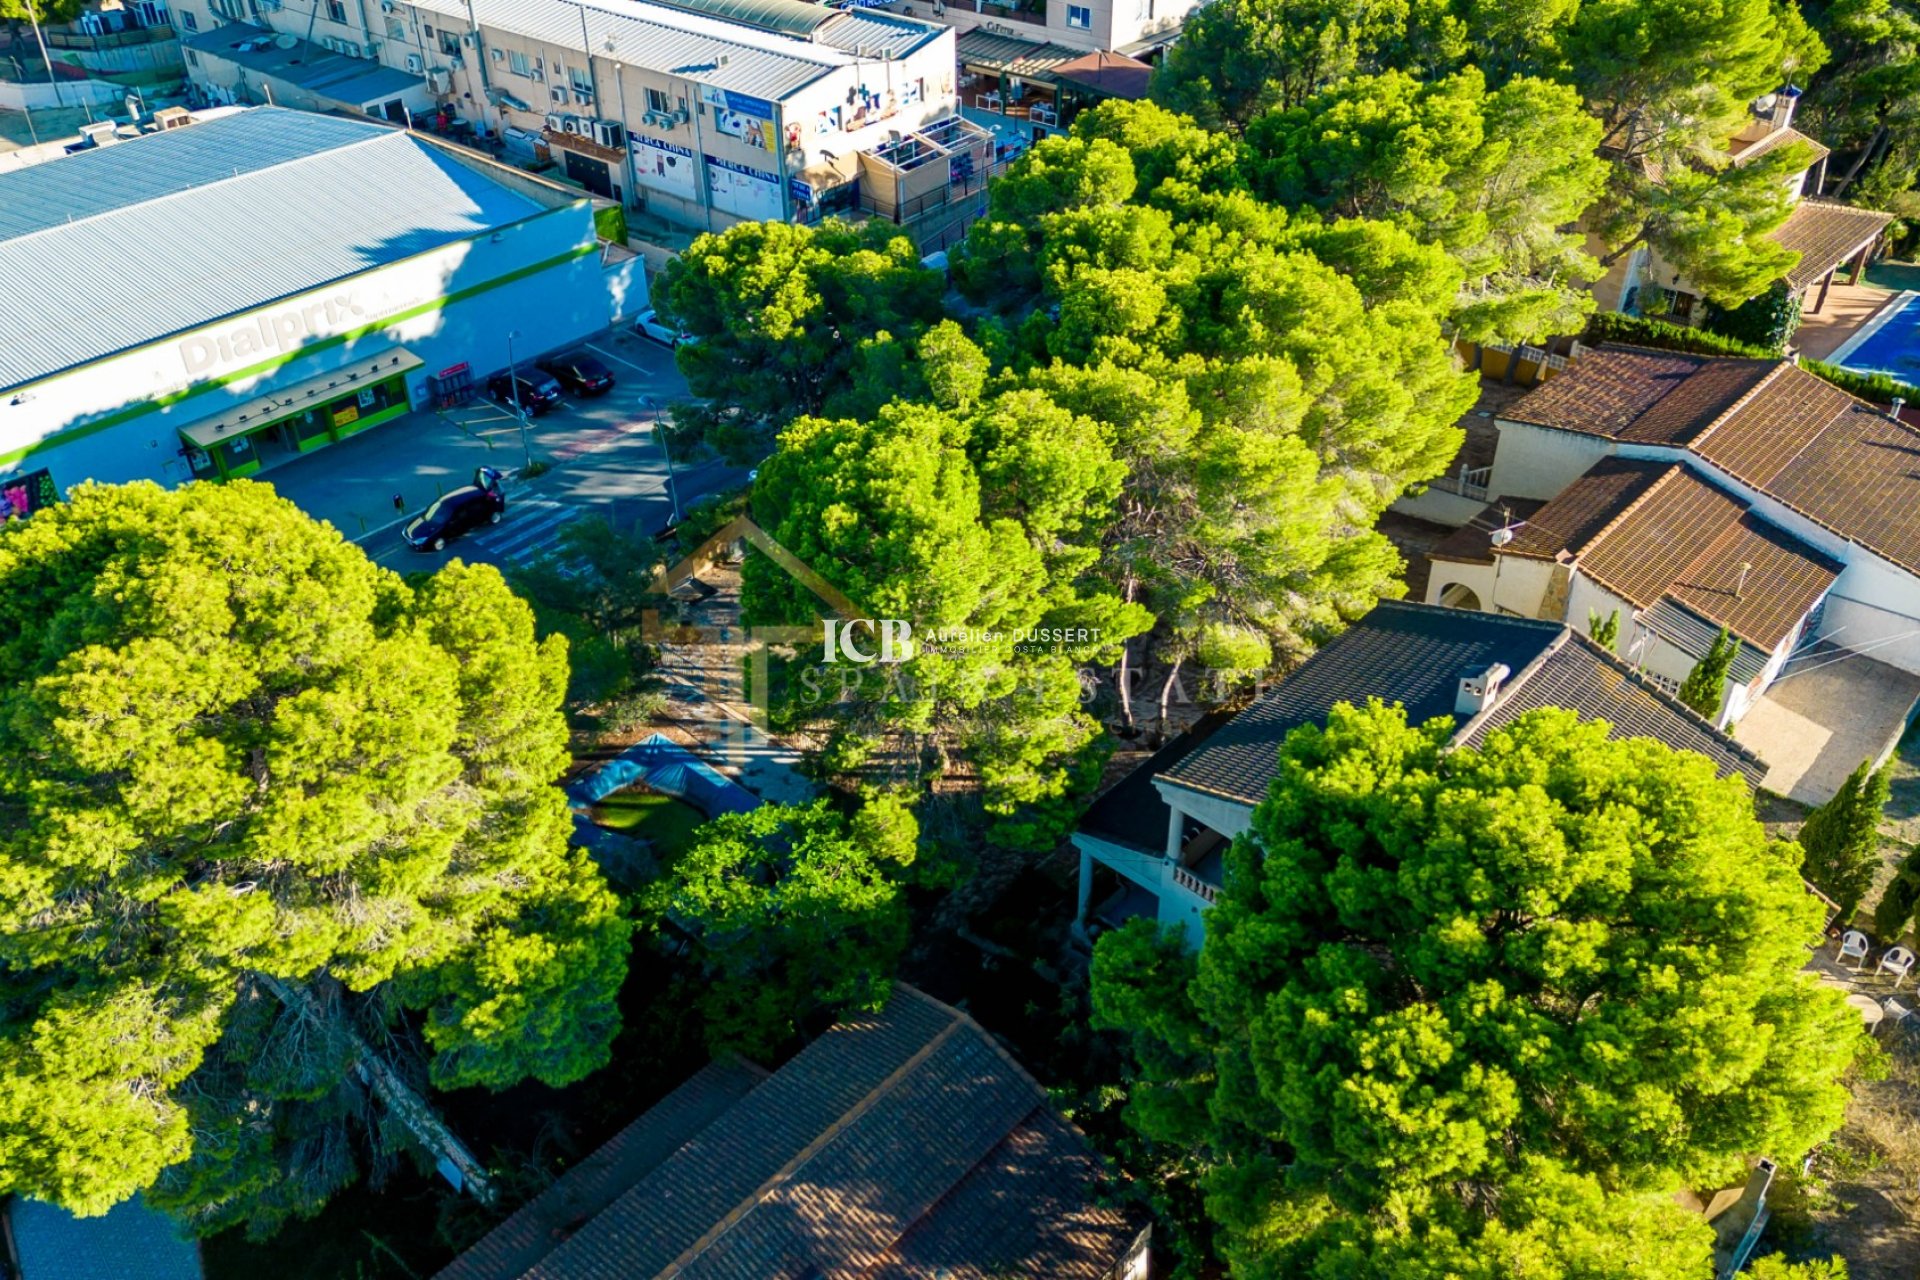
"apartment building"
170,0,969,235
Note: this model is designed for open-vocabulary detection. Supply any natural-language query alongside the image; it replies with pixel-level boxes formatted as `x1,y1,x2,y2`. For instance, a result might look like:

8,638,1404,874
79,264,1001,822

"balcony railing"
1429,463,1493,501
1170,864,1218,905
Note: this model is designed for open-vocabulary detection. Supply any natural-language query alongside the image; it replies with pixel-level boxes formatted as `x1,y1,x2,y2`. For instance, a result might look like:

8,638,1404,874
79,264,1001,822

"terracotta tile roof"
1154,601,1761,807
437,1059,768,1280
1770,199,1894,291
1666,514,1843,651
1499,460,1670,560
438,988,1145,1280
1502,347,1777,445
1504,346,1920,575
1575,466,1752,613
1427,499,1546,564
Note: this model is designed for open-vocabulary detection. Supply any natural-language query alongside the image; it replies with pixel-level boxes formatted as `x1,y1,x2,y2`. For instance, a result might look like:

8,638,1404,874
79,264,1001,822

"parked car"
537,350,616,396
487,369,564,415
402,483,506,552
634,309,696,347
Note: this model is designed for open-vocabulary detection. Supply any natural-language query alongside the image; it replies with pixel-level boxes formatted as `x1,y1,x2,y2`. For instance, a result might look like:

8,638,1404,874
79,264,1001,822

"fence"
1460,340,1573,387
1427,462,1493,501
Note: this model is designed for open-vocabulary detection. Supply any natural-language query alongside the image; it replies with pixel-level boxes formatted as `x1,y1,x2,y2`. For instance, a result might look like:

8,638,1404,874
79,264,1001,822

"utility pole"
642,394,682,525
505,328,533,470
25,0,64,109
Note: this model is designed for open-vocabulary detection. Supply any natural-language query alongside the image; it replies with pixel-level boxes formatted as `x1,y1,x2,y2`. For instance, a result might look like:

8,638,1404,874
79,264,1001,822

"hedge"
1801,359,1920,408
1584,312,1774,358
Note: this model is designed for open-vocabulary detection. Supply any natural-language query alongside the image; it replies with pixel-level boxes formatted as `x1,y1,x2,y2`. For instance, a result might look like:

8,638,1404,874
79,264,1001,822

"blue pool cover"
567,733,760,818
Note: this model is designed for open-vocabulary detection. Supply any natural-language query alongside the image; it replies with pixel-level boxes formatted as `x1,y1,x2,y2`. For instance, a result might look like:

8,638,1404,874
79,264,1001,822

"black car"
402,483,506,552
487,369,564,416
537,351,616,397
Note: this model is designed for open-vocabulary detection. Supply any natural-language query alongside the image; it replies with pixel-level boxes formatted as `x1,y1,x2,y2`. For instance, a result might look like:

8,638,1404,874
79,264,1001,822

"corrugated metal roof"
410,0,938,101
0,108,548,391
184,27,427,105
643,0,834,37
9,1195,203,1280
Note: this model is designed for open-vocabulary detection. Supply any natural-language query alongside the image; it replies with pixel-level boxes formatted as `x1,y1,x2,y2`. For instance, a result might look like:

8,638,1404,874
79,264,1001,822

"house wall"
0,201,603,487
1487,421,1618,503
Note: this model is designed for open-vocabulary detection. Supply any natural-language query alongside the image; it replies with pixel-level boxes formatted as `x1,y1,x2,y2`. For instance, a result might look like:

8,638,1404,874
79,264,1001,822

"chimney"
1893,396,1907,421
1456,662,1511,717
1771,84,1801,131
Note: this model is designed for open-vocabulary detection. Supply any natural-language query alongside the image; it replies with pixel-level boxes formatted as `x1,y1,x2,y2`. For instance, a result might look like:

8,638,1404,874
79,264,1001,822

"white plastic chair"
1885,996,1914,1027
1837,930,1871,968
1878,945,1917,987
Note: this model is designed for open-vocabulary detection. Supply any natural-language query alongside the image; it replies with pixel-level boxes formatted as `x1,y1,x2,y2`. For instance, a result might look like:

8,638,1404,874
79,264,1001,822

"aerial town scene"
7,0,1920,1276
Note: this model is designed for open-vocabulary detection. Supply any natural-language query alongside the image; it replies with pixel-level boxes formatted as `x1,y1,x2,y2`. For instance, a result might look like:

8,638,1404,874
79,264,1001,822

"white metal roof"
407,0,940,101
0,108,552,391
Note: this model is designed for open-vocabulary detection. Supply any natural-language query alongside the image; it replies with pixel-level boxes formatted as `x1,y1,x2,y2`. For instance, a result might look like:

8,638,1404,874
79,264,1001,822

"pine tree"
1877,849,1920,942
1800,758,1891,919
1589,608,1621,652
1678,626,1741,720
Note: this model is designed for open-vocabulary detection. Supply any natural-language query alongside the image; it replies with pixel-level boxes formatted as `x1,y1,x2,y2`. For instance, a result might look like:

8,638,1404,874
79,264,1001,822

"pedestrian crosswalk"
471,498,585,570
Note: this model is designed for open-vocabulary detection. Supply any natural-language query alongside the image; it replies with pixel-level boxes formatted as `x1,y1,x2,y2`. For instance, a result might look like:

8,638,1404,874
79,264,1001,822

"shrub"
1703,281,1803,354
1876,848,1920,941
1586,312,1774,358
1799,758,1891,919
1802,359,1920,409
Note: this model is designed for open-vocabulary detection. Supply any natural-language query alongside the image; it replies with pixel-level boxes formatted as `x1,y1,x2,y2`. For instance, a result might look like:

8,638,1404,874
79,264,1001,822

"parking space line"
585,342,672,379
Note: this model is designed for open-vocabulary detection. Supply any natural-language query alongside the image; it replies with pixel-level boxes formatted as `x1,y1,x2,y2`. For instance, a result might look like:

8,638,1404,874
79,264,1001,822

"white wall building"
0,107,636,492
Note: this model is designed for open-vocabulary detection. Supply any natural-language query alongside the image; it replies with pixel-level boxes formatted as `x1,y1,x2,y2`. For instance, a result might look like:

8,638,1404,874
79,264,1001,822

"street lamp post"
642,395,683,526
25,0,64,110
505,329,532,470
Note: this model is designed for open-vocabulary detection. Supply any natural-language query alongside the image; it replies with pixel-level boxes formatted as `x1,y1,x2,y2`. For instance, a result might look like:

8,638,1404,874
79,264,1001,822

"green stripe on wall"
0,240,598,470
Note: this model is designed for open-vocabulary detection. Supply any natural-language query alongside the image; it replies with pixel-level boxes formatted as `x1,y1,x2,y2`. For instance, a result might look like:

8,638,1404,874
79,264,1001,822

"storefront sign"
333,403,361,427
633,135,700,200
178,291,367,378
0,467,57,521
702,87,775,152
705,155,783,220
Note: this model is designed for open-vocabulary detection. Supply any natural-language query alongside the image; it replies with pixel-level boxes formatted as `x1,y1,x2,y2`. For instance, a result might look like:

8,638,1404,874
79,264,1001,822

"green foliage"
1243,67,1607,342
0,481,629,1221
591,203,627,245
1091,702,1862,1276
1586,311,1776,357
1799,757,1892,918
656,219,945,460
1875,846,1920,940
1678,626,1742,720
636,795,919,1056
1748,1256,1849,1280
510,516,664,707
1704,279,1805,354
1588,608,1621,652
1803,358,1920,408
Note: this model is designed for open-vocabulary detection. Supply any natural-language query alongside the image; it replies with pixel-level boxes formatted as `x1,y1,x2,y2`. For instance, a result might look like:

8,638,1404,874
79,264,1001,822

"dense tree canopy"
637,795,919,1055
1092,703,1861,1277
655,219,946,459
0,481,629,1223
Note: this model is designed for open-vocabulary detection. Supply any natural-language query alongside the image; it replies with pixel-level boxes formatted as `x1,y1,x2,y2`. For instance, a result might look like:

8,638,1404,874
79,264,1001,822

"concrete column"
1075,843,1093,925
1165,802,1183,860
1814,268,1835,315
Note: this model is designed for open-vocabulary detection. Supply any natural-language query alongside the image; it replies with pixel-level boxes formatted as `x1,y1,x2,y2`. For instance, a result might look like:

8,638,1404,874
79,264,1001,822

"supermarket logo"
179,291,366,376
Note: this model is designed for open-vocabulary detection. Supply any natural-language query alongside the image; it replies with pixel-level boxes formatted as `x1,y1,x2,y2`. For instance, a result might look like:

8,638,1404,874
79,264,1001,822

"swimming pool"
1830,290,1920,381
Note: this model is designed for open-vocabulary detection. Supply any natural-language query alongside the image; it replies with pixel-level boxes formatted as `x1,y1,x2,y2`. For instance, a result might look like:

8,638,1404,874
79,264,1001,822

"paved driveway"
1735,645,1920,804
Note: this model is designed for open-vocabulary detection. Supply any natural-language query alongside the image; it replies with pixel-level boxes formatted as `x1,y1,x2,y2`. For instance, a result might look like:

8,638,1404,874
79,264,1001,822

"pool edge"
1823,288,1919,371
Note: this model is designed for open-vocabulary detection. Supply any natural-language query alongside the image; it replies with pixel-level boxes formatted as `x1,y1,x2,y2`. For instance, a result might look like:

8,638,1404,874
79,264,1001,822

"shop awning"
1051,50,1154,100
955,29,1080,82
177,347,421,448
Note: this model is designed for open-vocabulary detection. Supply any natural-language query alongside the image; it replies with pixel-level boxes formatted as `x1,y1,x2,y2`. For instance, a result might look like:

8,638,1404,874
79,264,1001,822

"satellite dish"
274,33,298,48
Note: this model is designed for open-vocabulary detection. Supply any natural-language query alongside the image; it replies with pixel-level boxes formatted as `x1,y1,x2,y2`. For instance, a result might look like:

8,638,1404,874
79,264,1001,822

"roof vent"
1893,396,1907,420
1456,662,1511,718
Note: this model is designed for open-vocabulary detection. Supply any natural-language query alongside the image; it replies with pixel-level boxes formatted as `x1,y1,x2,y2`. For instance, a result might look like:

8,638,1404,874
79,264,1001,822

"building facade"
167,0,976,238
0,107,635,490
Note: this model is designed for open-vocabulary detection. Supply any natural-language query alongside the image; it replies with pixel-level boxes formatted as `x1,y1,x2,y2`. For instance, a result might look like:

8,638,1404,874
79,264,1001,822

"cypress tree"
1678,627,1741,720
1588,608,1621,653
1876,849,1920,942
1799,758,1890,919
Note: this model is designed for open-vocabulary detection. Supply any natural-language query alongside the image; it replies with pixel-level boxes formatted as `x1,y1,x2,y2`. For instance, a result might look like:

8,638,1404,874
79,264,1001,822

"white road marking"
585,342,673,379
483,501,578,561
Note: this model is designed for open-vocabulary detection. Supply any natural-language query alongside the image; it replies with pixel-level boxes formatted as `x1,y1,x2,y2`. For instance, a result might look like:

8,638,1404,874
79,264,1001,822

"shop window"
508,49,532,77
1067,3,1091,26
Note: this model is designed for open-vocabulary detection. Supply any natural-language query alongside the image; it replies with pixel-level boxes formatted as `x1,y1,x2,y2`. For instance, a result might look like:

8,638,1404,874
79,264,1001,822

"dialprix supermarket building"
0,106,638,493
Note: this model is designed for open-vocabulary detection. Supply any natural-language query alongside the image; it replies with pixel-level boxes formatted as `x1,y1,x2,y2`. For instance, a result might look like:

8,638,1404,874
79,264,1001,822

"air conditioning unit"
671,106,689,124
462,31,475,45
448,52,463,67
404,52,423,73
593,119,624,148
550,85,569,104
528,67,544,82
427,69,450,92
572,85,593,103
545,111,566,132
378,0,392,10
489,46,503,61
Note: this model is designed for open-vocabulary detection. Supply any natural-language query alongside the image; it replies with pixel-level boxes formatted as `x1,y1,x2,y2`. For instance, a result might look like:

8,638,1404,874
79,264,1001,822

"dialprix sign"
177,292,368,378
